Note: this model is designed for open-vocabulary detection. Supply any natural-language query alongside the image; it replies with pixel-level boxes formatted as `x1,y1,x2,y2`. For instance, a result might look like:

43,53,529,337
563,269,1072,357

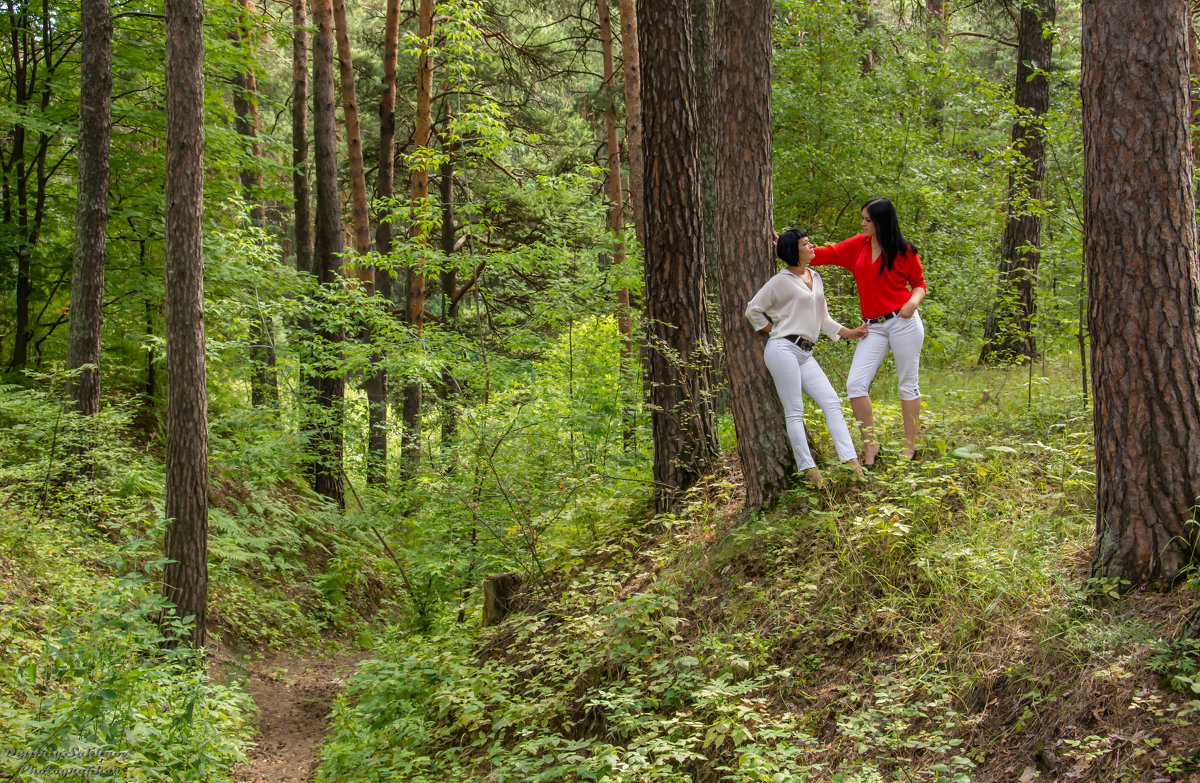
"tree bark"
292,0,312,278
598,0,635,448
402,0,435,480
332,0,371,263
309,0,346,508
5,3,56,372
481,572,522,627
714,0,794,509
162,0,208,648
981,0,1055,364
65,0,112,424
617,0,644,247
692,0,718,302
1083,0,1200,587
638,0,717,511
231,0,277,406
365,0,402,489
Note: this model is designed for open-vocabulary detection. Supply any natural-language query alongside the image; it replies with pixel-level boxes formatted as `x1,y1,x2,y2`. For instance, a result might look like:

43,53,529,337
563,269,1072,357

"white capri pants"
846,312,924,401
763,337,859,472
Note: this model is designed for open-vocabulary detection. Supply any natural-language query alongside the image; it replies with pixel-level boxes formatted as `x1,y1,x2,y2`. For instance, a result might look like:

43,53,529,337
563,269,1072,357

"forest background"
3,0,1200,781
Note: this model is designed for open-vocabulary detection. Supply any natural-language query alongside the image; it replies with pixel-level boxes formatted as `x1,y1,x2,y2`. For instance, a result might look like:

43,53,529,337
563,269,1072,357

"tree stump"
482,572,522,627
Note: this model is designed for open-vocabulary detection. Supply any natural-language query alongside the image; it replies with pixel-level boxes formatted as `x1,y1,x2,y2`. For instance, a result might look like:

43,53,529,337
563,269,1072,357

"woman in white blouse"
745,229,868,488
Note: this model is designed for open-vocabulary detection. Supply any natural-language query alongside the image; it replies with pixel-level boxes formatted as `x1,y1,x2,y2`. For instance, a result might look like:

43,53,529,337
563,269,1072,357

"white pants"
846,312,924,401
763,338,859,472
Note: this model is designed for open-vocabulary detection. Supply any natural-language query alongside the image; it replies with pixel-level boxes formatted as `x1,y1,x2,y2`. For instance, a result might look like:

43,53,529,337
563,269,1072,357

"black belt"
780,334,815,351
868,310,901,324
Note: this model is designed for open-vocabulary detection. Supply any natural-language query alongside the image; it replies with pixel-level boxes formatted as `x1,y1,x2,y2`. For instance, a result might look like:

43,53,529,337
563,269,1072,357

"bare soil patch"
210,644,362,783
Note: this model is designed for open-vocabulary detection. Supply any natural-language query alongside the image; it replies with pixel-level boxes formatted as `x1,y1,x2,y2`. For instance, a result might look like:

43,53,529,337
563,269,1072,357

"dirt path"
211,646,362,783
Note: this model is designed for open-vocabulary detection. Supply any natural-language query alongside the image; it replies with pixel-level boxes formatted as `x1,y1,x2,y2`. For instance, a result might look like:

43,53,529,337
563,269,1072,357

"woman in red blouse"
811,197,927,464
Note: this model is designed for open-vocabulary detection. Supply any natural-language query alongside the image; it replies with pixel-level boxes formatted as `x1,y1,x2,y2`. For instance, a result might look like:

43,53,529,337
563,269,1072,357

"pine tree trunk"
162,0,209,648
617,0,644,246
65,0,112,424
292,0,312,278
332,0,371,262
692,0,718,302
310,0,346,509
1083,0,1200,587
232,0,277,406
365,0,401,489
598,0,635,448
981,0,1055,364
714,0,793,509
402,0,435,480
638,0,717,511
437,157,461,456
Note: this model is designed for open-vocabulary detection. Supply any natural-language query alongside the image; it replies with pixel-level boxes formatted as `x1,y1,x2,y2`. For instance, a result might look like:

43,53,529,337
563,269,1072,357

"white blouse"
744,267,844,343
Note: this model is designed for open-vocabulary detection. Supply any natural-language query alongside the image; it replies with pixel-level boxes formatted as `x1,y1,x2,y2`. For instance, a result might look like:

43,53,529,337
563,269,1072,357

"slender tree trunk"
8,10,30,371
437,155,461,456
617,0,643,247
332,0,371,263
309,0,346,508
364,0,401,489
65,0,112,425
292,0,312,278
402,0,434,480
714,0,793,509
232,0,277,406
9,1,60,372
598,0,635,448
162,0,208,648
638,0,717,511
1083,0,1200,587
981,0,1055,364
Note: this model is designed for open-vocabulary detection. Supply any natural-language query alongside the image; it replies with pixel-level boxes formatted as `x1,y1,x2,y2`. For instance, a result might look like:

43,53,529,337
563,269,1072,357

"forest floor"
210,643,362,783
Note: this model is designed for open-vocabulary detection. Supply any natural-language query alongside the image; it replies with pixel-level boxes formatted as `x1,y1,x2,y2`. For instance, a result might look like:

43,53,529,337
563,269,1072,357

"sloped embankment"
318,421,1200,782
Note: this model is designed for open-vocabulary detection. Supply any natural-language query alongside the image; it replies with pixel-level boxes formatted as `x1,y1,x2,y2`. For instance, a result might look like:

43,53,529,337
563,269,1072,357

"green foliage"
318,359,1200,782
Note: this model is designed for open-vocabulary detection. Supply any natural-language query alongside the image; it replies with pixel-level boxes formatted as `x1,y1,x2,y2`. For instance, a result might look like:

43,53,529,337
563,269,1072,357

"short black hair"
775,228,808,267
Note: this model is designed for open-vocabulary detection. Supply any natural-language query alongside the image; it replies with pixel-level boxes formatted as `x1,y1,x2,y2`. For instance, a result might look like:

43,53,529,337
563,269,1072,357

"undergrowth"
0,377,394,781
317,360,1200,783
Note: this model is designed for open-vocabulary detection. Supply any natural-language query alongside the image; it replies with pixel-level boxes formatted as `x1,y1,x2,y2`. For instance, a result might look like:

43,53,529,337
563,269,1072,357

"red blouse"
811,234,927,320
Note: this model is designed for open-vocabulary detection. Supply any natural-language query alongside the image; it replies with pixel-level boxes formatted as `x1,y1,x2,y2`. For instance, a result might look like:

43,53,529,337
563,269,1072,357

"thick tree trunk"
65,0,112,423
714,0,793,509
402,0,435,480
638,0,717,511
310,0,346,508
162,0,208,648
365,0,401,489
692,0,718,302
1083,0,1200,587
617,0,644,247
981,0,1055,364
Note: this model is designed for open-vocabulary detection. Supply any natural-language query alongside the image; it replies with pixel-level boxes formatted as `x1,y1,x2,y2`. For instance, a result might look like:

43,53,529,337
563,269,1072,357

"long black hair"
863,197,917,274
775,228,808,267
